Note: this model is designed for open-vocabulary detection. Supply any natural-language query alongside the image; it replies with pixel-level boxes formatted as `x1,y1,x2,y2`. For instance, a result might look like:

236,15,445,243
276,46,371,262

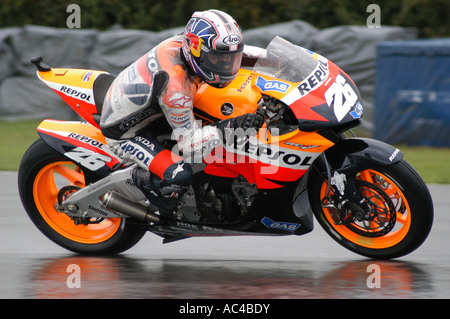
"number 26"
324,74,358,122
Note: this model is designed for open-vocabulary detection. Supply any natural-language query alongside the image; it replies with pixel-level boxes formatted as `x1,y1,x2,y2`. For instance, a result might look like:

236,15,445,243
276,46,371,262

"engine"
177,173,257,223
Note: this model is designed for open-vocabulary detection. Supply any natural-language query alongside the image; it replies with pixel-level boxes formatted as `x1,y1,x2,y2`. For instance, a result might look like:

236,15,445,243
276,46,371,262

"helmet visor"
200,50,243,77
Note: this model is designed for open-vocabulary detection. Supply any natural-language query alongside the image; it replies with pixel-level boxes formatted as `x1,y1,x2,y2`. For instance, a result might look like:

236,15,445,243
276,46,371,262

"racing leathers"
100,35,263,212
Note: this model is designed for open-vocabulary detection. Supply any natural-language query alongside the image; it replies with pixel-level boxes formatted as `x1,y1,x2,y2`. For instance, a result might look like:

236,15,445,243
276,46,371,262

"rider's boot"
131,167,190,216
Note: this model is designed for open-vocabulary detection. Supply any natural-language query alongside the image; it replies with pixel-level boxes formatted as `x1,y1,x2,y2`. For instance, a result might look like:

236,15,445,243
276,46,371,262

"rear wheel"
18,138,146,254
310,159,433,259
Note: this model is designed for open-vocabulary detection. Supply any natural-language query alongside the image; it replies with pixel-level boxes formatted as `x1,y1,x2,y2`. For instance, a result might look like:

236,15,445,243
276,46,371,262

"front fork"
320,154,371,225
317,137,403,225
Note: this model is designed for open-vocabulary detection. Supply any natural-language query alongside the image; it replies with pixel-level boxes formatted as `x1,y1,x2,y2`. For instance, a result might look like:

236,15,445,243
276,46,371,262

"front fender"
319,137,403,175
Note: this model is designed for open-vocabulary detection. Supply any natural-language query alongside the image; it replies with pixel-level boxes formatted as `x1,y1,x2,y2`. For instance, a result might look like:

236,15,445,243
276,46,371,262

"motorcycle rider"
100,9,264,215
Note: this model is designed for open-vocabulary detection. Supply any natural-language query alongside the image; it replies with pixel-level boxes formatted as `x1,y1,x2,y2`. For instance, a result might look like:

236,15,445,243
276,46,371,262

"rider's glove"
214,112,264,136
235,113,265,131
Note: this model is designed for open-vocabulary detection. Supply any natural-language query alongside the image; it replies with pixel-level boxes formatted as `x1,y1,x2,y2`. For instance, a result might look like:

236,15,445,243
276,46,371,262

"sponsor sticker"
256,77,290,93
82,71,93,82
350,101,363,119
60,85,93,102
223,34,241,46
261,217,300,232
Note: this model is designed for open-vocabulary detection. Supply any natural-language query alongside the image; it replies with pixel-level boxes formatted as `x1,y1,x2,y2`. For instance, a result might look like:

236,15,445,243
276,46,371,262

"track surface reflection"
1,172,449,299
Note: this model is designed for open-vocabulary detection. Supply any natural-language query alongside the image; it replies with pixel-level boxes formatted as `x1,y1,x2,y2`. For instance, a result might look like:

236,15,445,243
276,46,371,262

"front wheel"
309,159,433,259
18,138,147,255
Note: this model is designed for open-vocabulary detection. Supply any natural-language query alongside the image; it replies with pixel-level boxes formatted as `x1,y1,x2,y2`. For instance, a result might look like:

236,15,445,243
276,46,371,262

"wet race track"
1,171,449,299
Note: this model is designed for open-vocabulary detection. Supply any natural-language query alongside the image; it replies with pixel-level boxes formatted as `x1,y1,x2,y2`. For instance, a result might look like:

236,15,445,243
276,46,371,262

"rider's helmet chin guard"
182,9,244,88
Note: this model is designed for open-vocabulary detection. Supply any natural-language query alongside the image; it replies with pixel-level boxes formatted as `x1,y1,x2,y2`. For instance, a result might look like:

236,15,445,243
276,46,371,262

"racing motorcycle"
18,36,433,259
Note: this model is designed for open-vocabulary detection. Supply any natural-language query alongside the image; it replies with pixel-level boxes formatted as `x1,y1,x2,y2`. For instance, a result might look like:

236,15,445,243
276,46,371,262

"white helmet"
182,10,244,88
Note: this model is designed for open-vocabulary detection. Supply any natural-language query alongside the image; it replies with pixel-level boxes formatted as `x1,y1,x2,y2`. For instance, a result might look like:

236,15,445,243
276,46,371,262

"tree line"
1,0,448,38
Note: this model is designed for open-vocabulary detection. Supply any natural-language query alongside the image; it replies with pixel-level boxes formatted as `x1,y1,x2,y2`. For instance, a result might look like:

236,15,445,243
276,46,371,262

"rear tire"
309,159,433,259
18,138,147,255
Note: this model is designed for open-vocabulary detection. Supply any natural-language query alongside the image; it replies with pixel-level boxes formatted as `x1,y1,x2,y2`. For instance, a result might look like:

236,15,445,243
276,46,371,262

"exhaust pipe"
101,190,160,224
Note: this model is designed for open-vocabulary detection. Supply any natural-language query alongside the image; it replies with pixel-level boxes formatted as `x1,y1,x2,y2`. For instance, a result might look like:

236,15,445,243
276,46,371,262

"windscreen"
253,36,319,83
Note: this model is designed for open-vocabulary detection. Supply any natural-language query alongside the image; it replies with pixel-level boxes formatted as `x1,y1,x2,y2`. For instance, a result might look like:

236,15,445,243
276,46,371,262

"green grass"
1,120,449,184
398,145,450,184
0,119,42,171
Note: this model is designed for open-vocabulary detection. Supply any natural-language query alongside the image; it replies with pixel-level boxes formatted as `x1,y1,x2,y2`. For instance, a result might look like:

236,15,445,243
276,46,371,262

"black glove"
236,112,265,131
215,112,264,134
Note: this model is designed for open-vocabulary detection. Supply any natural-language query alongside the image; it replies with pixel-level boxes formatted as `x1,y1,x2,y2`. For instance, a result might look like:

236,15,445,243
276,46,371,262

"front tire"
18,138,147,255
309,159,433,259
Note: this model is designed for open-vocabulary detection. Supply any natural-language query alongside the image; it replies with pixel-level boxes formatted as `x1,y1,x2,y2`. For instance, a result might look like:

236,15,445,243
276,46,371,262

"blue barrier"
375,38,450,146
